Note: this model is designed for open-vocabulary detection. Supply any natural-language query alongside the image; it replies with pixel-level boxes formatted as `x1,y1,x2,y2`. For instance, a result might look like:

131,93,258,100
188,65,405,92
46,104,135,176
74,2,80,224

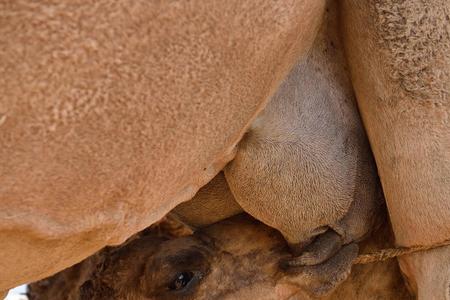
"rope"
354,238,450,265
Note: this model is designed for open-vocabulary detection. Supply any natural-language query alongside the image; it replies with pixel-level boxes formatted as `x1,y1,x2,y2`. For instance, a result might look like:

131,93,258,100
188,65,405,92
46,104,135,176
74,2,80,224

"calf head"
29,214,411,300
76,215,295,300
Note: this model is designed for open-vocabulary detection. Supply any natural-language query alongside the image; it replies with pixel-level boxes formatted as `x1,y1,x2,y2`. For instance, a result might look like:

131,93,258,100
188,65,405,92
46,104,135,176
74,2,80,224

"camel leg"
341,1,450,298
399,245,450,300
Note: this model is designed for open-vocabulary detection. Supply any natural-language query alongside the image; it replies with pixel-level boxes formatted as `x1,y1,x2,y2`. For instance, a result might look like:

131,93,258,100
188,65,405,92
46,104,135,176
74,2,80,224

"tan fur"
340,0,450,298
373,0,450,101
0,0,326,290
171,172,243,229
225,1,382,246
2,1,448,295
28,215,412,300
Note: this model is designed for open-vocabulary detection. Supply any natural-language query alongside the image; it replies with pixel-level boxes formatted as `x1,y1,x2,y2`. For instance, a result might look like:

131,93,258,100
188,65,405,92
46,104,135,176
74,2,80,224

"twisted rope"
354,238,450,265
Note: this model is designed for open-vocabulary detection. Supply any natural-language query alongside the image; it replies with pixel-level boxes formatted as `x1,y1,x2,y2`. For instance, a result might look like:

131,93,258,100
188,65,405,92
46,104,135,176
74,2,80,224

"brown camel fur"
27,214,412,300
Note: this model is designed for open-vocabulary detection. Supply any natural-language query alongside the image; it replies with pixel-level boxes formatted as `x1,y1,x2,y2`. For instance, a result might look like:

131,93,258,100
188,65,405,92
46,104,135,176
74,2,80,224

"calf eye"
168,271,194,291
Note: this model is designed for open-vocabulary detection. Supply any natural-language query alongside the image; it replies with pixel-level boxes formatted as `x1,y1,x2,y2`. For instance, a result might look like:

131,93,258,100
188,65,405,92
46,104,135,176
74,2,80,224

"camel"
1,0,448,297
0,0,325,291
27,214,412,300
173,2,383,296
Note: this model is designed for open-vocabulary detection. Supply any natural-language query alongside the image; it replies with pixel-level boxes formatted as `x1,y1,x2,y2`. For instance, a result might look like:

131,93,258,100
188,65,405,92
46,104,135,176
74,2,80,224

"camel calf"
27,214,412,300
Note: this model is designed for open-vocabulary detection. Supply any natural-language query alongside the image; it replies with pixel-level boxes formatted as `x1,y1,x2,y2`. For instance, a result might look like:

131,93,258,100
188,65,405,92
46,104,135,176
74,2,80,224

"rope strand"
354,238,450,265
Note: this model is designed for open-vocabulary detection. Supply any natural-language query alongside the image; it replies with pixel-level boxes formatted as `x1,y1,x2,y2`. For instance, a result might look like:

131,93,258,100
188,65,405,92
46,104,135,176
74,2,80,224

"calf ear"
157,213,195,237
